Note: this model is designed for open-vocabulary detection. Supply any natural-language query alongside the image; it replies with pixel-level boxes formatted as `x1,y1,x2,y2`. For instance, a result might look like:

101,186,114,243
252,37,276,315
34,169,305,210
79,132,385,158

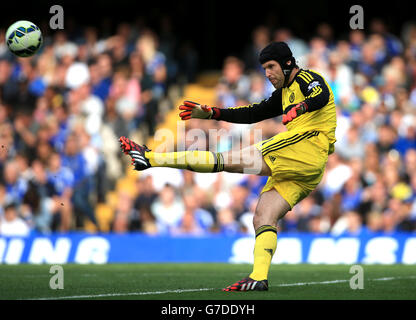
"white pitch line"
275,279,349,287
372,275,416,281
373,277,395,281
27,275,416,300
31,288,215,300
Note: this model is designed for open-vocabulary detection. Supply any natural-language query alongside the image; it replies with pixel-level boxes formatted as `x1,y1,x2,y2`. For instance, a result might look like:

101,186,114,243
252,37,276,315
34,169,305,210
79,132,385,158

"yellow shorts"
255,130,329,208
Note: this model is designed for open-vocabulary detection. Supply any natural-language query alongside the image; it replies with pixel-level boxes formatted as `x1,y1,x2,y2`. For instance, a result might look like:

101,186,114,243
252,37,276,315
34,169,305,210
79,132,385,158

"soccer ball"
5,20,43,57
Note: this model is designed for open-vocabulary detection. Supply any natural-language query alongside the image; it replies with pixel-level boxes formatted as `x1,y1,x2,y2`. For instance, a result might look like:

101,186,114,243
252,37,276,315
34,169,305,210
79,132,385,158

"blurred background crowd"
1,12,416,236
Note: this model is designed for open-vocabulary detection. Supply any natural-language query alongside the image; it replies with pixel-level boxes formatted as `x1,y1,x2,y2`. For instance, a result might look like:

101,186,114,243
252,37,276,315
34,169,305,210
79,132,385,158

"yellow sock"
249,225,277,281
145,150,224,173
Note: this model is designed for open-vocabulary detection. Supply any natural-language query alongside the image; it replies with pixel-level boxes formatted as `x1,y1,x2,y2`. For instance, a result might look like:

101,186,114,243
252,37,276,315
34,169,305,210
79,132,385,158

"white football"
5,20,43,57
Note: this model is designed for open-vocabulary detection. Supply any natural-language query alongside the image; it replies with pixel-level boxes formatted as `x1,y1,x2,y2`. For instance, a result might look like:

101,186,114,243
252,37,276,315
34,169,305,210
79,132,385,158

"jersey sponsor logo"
307,81,320,91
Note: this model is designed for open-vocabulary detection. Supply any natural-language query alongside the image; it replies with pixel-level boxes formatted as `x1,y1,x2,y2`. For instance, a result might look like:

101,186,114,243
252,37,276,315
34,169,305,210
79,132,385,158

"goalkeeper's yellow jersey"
215,68,337,154
282,69,337,154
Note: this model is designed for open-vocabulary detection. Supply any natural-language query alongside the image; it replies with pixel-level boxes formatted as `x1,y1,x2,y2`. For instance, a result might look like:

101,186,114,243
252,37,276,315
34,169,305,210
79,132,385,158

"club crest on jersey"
289,92,295,103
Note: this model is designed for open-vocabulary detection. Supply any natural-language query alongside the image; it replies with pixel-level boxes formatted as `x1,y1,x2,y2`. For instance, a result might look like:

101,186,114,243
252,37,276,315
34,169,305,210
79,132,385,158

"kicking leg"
119,136,271,175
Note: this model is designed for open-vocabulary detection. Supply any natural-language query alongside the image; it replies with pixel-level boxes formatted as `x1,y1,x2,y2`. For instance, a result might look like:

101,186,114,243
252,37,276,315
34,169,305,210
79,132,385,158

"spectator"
358,179,388,217
327,50,355,108
171,211,206,236
13,110,38,154
336,125,366,160
247,72,273,104
89,54,113,102
176,187,214,233
376,124,397,155
316,23,336,50
216,56,251,108
151,183,185,233
0,59,19,107
243,26,271,72
228,184,250,220
281,209,299,232
370,18,403,58
136,30,167,100
356,40,381,83
215,207,241,235
73,124,107,202
108,67,141,134
0,122,16,161
332,210,365,236
61,133,97,228
274,28,309,63
365,211,384,233
3,161,28,204
136,205,158,235
239,198,258,235
46,151,74,231
341,174,363,212
320,153,352,199
308,215,327,234
349,29,366,69
112,190,137,233
129,50,160,137
393,115,416,156
0,202,30,236
25,160,56,233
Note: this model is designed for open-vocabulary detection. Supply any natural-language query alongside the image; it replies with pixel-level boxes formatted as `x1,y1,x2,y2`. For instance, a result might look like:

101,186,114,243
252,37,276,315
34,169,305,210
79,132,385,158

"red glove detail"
282,101,308,125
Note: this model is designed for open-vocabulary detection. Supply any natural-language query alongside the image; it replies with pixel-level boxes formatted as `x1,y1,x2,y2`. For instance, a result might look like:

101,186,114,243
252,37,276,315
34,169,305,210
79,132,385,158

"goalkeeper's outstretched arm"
179,89,283,124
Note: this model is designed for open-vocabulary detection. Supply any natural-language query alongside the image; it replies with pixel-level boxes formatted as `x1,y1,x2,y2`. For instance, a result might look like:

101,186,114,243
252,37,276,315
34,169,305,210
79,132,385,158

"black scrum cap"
259,42,297,86
259,42,293,64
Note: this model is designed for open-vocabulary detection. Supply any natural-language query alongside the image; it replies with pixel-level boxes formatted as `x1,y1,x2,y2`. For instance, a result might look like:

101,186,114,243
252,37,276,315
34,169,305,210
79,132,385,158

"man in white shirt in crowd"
0,202,30,236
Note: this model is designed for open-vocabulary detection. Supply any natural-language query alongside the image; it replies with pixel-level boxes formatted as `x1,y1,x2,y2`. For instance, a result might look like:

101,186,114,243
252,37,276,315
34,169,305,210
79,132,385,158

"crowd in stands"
0,19,196,234
1,17,416,236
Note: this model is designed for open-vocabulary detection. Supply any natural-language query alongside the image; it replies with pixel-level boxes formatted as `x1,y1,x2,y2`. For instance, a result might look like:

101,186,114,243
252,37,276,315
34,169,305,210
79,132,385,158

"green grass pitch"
0,264,415,300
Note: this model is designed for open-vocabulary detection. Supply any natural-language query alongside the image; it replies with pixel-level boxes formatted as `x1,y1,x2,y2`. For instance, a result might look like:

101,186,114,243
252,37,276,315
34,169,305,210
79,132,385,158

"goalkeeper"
120,42,337,292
